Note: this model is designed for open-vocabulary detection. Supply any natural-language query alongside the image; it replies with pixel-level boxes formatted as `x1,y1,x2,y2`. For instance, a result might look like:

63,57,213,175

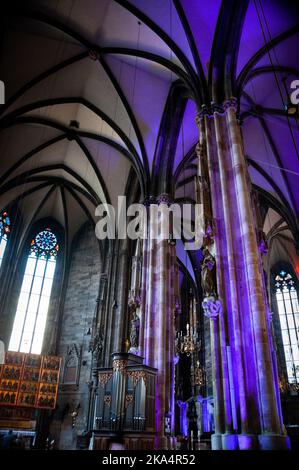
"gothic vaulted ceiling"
0,0,298,274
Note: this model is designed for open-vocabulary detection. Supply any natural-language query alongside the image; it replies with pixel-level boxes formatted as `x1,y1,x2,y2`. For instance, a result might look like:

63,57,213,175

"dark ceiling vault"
0,0,298,277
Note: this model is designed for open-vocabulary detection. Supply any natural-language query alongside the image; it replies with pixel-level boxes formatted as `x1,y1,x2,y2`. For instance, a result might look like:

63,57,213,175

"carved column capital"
211,101,224,114
223,97,238,112
202,297,222,320
196,98,239,122
196,104,211,122
142,195,157,207
156,193,173,206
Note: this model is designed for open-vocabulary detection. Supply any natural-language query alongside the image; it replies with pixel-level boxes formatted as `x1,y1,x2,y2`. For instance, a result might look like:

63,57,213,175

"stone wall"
50,223,101,449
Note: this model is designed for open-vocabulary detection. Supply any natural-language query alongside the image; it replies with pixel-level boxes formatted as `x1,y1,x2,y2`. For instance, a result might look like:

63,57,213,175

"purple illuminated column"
138,236,148,358
214,110,248,418
177,401,188,436
143,195,176,449
197,110,235,449
202,298,225,449
225,99,290,449
196,100,290,450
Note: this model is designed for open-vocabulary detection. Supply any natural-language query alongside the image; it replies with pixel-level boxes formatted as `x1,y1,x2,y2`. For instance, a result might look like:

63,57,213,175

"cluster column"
142,195,176,449
196,98,290,450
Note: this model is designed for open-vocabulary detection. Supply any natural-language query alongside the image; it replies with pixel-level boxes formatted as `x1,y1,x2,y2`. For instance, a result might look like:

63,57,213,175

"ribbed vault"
0,0,298,276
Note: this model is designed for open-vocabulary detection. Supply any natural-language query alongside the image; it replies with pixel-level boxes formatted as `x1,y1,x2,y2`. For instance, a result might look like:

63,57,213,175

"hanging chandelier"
175,323,198,356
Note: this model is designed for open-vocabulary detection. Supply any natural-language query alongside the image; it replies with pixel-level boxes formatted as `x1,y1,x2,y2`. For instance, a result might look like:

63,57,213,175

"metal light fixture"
71,403,80,428
175,323,198,356
194,360,204,386
285,102,298,116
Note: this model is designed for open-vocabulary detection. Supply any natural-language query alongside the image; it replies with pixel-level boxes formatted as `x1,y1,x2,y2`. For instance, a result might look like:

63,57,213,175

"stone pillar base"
154,435,168,450
258,434,291,450
165,436,176,450
211,433,223,450
238,434,259,450
222,433,238,450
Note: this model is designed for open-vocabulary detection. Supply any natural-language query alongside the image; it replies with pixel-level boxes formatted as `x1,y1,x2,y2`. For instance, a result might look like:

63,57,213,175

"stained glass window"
0,211,11,269
9,228,59,354
275,270,299,386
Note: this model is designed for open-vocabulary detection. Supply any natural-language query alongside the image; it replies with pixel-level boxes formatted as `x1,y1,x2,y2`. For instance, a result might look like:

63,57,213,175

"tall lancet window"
9,228,59,354
0,211,11,269
275,270,299,385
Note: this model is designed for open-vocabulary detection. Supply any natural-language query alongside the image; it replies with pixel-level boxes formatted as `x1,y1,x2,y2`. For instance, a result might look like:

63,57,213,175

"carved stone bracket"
202,297,222,320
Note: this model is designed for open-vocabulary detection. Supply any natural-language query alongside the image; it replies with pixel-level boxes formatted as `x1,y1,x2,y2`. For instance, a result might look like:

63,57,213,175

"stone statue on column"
90,330,103,369
201,248,217,298
129,311,140,351
127,239,142,355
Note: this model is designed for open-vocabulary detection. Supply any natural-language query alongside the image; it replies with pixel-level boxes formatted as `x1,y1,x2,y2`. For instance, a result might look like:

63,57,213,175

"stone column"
143,195,176,449
138,236,148,358
197,110,235,449
202,297,224,449
214,110,249,441
144,198,158,366
177,401,188,436
225,99,289,449
196,99,290,450
88,275,107,432
112,243,130,353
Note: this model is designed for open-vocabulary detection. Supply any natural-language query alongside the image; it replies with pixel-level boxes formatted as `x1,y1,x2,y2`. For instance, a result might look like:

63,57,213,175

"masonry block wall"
50,223,101,449
0,250,27,348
